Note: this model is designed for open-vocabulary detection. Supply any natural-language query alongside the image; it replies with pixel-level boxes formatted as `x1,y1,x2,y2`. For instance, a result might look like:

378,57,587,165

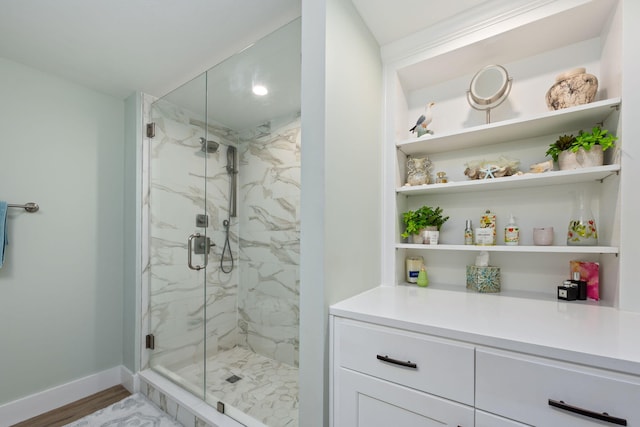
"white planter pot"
558,146,603,170
410,226,438,244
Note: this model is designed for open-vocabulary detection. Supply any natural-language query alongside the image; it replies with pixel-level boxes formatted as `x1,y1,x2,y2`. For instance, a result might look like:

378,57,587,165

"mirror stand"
466,64,512,124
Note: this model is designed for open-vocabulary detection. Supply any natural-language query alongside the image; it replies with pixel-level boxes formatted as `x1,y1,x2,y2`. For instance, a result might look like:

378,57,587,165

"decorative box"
479,210,496,245
466,265,501,293
570,260,600,300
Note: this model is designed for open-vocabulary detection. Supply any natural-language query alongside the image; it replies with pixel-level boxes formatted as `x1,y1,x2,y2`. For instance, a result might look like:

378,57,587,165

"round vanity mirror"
466,64,512,123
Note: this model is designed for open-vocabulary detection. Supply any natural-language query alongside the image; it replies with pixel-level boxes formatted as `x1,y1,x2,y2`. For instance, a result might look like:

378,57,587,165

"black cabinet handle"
376,354,417,369
548,399,627,426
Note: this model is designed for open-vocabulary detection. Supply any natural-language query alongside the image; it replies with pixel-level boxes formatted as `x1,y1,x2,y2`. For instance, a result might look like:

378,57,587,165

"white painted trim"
380,0,588,63
0,366,124,427
120,365,140,394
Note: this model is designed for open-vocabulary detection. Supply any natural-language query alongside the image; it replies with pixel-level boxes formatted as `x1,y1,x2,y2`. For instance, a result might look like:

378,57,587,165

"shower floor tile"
171,347,298,427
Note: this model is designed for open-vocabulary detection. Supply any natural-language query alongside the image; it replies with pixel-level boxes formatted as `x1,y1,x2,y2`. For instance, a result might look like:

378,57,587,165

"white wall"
0,58,125,405
299,0,382,424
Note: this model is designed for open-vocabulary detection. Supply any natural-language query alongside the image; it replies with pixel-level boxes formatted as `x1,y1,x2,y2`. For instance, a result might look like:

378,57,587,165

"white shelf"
396,98,620,156
396,164,620,196
396,243,619,255
399,282,606,306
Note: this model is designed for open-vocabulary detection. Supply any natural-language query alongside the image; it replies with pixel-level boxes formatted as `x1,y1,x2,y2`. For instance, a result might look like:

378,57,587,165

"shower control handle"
188,233,207,271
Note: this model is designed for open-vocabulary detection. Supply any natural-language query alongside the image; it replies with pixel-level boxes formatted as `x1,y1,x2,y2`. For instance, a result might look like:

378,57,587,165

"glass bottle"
464,219,474,245
567,189,597,246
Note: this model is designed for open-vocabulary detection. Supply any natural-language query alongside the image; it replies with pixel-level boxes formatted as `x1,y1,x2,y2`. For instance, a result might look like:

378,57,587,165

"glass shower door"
147,73,210,399
145,18,301,427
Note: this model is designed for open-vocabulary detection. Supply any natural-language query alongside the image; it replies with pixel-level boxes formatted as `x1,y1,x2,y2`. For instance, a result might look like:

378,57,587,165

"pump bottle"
504,213,519,246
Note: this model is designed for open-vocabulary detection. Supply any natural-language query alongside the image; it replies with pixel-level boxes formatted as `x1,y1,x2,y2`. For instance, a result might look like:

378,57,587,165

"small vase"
406,156,432,186
567,189,597,246
546,67,598,110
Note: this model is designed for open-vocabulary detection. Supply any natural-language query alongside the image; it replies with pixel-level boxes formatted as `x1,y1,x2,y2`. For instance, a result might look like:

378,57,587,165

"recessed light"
252,85,268,96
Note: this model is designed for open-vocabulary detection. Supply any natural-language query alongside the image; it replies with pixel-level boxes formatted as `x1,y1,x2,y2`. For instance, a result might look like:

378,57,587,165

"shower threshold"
155,347,298,427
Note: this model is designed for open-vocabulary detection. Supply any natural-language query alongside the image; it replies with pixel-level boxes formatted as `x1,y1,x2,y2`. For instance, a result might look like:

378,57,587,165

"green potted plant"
401,206,449,244
546,126,617,170
545,134,576,162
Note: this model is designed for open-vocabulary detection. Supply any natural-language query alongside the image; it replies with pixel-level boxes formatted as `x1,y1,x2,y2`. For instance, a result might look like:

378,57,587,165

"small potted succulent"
546,126,617,170
401,206,449,244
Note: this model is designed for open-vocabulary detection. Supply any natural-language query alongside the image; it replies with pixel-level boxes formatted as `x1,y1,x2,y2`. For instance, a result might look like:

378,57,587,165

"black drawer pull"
376,354,417,369
548,399,627,426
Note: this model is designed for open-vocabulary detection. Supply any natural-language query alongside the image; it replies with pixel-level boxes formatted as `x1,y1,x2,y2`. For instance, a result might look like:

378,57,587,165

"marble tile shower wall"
238,119,301,367
148,98,240,369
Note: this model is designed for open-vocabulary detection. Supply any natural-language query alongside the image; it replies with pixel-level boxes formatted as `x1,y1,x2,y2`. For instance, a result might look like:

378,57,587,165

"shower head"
199,137,220,153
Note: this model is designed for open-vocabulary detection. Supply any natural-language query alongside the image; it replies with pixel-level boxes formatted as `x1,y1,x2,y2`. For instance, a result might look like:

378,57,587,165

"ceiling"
0,1,495,102
0,0,301,100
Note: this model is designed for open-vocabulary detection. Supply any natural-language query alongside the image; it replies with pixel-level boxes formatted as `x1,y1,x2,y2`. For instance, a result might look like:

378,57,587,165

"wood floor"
11,385,131,427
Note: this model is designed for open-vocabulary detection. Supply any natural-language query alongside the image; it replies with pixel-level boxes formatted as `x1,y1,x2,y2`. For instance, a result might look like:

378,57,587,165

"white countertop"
330,285,640,376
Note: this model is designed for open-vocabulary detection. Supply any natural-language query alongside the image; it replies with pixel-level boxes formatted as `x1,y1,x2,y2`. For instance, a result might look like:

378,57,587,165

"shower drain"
226,374,242,383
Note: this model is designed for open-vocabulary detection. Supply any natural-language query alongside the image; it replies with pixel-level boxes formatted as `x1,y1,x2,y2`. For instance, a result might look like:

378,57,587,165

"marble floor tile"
170,347,298,427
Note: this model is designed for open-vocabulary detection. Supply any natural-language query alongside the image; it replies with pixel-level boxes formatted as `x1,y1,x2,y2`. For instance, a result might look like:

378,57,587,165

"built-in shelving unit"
384,0,624,306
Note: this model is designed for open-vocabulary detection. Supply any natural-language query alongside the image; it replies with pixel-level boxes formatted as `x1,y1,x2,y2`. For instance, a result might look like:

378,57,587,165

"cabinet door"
476,410,528,427
334,368,474,427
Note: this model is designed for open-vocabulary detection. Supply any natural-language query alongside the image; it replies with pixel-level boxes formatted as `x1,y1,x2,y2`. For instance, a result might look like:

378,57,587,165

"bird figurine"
410,102,435,137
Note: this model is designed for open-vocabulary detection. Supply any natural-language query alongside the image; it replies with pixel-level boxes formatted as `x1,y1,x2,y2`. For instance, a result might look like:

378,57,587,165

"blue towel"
0,201,7,268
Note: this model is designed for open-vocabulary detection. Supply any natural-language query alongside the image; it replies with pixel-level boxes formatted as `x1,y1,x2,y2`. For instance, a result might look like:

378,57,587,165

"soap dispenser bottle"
504,213,519,246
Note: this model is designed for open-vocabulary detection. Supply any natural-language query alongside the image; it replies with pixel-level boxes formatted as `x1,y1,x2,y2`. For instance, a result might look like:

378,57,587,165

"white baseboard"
120,365,139,394
0,365,130,427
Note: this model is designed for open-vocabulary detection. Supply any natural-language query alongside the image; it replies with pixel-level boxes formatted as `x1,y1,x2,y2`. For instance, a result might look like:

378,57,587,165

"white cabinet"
332,317,474,426
330,300,640,427
382,0,626,305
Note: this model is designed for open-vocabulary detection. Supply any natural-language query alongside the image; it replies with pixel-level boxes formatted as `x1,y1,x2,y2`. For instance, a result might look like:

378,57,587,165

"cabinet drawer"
476,348,640,426
334,318,474,405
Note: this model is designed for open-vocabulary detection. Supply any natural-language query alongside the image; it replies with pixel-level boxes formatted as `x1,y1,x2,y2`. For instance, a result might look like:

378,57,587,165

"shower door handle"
187,233,207,270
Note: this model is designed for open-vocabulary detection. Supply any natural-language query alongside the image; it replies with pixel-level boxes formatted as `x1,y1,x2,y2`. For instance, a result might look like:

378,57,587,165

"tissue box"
466,265,501,293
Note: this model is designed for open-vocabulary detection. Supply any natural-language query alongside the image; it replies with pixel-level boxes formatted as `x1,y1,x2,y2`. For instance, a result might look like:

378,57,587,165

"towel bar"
7,202,39,213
